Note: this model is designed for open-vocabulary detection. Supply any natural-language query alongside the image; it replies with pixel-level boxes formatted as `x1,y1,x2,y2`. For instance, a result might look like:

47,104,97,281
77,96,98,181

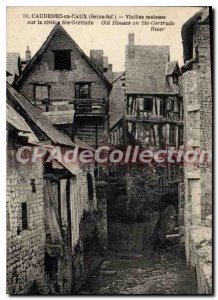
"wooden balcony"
32,98,108,118
70,98,108,118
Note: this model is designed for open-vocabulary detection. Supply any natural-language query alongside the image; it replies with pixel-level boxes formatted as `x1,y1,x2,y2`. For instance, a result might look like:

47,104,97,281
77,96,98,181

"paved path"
78,247,198,295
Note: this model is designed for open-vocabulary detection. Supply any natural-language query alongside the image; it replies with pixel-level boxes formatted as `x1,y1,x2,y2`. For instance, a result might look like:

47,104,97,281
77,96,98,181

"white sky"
7,6,202,71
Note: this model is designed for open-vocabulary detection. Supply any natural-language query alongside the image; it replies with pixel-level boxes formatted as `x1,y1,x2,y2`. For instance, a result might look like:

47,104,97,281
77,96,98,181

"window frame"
75,82,91,99
34,84,50,102
169,125,177,145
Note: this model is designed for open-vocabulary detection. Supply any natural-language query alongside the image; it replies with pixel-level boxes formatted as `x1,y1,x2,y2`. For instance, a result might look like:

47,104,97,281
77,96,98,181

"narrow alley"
78,247,197,295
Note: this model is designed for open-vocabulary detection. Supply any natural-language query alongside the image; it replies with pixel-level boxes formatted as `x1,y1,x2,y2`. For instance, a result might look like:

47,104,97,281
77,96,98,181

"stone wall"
7,138,47,294
109,76,125,128
18,28,110,145
19,30,109,104
182,22,212,294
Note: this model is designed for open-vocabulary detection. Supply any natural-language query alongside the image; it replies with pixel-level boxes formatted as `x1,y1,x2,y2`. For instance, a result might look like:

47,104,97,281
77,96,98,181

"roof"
15,23,112,91
7,104,32,133
6,53,21,85
181,7,210,62
125,45,170,94
165,61,181,76
43,110,75,125
7,83,75,147
182,7,210,37
111,72,125,84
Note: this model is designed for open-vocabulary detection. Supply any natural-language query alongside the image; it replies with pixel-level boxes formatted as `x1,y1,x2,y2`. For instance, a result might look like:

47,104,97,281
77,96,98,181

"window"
159,99,166,117
87,173,94,201
34,85,50,101
178,126,183,146
21,202,28,230
169,125,177,145
169,165,180,182
75,83,91,99
54,50,71,70
143,97,153,112
170,99,175,111
173,76,178,84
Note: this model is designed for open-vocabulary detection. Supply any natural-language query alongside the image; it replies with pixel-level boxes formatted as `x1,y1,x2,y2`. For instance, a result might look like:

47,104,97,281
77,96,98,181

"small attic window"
54,50,71,71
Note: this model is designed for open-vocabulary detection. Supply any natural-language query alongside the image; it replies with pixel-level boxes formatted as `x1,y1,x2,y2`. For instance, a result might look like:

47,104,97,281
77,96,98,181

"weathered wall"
109,76,125,128
7,138,47,294
182,22,212,294
19,30,109,105
18,28,110,145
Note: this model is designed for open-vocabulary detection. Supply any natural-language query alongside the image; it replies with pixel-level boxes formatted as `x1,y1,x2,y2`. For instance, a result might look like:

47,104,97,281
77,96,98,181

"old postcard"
6,6,212,295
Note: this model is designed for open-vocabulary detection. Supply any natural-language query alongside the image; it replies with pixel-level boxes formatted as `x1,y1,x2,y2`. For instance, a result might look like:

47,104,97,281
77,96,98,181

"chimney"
90,50,104,72
128,33,135,46
25,46,31,62
103,56,108,72
104,64,113,82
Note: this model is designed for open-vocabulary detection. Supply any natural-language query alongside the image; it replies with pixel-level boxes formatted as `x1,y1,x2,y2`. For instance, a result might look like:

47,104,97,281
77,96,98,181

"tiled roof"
7,83,75,147
125,45,170,94
6,53,20,85
7,103,31,133
112,72,125,84
165,61,181,76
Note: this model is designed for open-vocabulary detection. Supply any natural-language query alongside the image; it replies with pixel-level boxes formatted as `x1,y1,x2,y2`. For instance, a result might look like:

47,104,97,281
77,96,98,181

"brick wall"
7,139,47,294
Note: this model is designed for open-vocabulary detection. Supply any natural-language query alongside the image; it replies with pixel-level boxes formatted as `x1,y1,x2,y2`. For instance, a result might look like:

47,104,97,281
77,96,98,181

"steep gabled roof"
111,71,125,84
165,61,181,76
7,103,31,133
181,7,210,62
7,53,21,85
125,45,170,94
15,23,112,90
7,83,75,147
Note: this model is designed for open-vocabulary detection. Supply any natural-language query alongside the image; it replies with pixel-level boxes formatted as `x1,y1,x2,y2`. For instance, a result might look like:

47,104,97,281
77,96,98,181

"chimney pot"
90,50,104,72
25,45,31,61
128,33,135,46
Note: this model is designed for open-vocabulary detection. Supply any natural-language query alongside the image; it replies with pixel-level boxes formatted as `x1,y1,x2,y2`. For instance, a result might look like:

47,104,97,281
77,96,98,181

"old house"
6,53,22,85
181,7,212,294
7,83,106,294
14,23,112,146
107,33,184,253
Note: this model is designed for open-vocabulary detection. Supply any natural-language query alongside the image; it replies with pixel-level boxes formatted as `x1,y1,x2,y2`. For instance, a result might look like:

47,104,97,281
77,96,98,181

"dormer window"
53,50,71,70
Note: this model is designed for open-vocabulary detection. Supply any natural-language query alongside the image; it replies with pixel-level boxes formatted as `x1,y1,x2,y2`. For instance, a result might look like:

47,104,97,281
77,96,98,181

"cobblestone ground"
78,247,198,295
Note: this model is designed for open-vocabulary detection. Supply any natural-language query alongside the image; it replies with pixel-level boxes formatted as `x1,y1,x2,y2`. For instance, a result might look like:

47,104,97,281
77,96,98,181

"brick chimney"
90,50,104,72
25,46,31,62
103,56,108,72
104,64,113,82
128,33,135,46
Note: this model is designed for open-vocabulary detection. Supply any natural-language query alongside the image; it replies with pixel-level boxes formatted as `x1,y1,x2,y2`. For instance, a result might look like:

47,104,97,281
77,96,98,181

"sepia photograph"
6,6,213,295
